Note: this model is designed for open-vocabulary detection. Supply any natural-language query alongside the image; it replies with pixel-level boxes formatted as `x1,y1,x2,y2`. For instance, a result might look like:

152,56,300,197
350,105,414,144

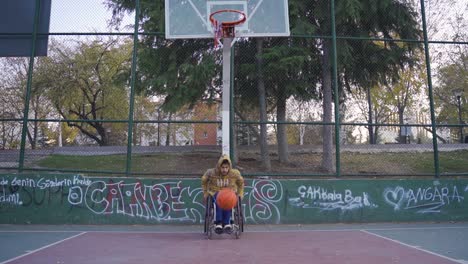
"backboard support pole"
222,37,233,156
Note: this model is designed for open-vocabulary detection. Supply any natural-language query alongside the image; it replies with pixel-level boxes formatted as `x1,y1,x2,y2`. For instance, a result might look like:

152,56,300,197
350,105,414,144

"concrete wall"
1,174,467,225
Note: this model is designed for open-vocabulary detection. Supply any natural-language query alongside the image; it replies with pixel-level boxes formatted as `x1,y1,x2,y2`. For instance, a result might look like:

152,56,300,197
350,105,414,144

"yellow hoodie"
201,155,244,198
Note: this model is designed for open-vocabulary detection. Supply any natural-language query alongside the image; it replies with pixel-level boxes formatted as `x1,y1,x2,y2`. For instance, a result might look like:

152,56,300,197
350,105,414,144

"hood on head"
216,154,232,171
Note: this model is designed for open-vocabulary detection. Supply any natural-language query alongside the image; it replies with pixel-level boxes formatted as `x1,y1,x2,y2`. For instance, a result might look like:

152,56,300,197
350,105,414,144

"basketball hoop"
209,9,246,47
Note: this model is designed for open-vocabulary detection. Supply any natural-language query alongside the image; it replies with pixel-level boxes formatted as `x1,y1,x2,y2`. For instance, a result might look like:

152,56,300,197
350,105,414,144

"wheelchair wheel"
204,196,214,239
239,196,244,232
233,196,243,239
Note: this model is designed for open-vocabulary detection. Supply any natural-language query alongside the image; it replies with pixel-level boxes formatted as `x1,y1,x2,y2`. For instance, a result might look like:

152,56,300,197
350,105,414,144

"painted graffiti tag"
289,186,378,211
69,180,205,223
0,186,22,205
244,180,283,224
3,175,468,224
383,185,464,213
1,177,70,206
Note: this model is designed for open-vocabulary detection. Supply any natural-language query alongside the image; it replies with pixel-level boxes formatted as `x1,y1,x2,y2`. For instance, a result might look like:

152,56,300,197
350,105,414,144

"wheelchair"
204,195,244,239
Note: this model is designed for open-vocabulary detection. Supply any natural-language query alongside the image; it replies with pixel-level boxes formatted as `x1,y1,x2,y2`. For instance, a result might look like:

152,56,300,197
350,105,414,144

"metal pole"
19,0,41,172
125,0,140,176
222,38,233,156
229,43,235,164
331,0,341,177
420,0,440,177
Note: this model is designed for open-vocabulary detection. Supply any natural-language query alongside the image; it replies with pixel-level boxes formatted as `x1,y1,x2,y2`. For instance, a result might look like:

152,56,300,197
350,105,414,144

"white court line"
0,225,468,234
360,230,464,264
0,232,87,264
0,230,201,234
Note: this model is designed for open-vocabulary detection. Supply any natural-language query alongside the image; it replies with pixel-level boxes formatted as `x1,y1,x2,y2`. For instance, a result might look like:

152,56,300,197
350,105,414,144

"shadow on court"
0,223,467,264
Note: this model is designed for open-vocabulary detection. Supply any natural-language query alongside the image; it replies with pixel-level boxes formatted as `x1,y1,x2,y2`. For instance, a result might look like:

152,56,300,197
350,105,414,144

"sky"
47,0,467,38
49,0,134,33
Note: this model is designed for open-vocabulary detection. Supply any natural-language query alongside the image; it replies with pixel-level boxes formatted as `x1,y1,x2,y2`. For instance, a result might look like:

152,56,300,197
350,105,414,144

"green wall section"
1,174,468,225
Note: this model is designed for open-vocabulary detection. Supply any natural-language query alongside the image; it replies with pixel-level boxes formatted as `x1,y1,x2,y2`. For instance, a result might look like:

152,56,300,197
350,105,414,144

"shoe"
214,224,223,234
224,224,232,234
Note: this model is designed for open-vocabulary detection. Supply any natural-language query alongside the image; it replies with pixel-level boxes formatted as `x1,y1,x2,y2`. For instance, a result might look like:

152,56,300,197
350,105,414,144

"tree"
433,10,467,141
235,37,319,167
435,56,467,124
106,0,218,113
288,0,422,172
44,38,132,146
262,39,318,163
286,98,322,145
107,0,423,173
384,61,427,143
0,57,55,149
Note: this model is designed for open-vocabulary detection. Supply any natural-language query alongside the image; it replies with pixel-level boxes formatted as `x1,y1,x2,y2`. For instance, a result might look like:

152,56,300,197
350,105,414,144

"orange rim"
209,9,246,27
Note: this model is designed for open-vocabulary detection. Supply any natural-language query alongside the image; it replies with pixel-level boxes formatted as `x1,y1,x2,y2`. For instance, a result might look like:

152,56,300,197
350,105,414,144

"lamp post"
453,89,463,143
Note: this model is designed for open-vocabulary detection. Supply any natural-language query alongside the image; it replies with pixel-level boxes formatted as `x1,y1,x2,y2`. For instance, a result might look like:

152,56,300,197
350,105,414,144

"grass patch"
38,154,127,172
36,150,468,177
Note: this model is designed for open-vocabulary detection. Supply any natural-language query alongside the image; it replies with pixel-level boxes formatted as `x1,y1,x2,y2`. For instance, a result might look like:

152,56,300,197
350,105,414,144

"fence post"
331,0,341,177
420,0,440,178
126,0,141,176
230,44,235,166
18,0,42,172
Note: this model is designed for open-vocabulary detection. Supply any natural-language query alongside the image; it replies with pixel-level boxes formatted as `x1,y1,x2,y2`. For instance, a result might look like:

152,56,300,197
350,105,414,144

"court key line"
0,232,87,264
360,230,465,264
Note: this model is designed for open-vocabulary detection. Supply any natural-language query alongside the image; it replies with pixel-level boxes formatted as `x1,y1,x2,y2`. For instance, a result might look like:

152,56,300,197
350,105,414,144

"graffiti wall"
1,174,468,224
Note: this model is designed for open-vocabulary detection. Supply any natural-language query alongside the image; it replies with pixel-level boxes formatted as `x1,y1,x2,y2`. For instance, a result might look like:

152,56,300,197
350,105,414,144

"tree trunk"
299,125,305,145
276,87,289,163
166,113,172,146
133,123,138,146
97,125,108,146
1,123,6,149
366,85,375,144
320,40,335,173
398,105,405,143
256,38,271,171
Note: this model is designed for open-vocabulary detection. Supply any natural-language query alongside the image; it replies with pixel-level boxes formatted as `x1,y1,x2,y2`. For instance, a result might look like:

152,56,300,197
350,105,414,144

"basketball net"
213,21,224,48
210,10,246,49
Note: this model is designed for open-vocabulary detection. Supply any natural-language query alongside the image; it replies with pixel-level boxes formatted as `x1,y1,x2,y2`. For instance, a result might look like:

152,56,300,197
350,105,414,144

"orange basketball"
216,188,238,210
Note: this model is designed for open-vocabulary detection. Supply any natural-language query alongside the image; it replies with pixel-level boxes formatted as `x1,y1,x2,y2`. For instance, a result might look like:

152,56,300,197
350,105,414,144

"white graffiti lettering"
0,186,22,205
290,186,377,211
73,175,92,186
36,178,72,189
0,178,8,186
11,177,36,188
383,185,464,213
67,180,204,223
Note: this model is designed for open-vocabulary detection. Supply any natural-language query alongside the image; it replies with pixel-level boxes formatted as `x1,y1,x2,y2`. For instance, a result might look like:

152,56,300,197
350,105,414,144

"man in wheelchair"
201,154,244,235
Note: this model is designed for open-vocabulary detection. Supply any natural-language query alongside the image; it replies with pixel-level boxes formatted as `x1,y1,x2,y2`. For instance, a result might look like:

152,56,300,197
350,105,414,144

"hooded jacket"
201,155,244,198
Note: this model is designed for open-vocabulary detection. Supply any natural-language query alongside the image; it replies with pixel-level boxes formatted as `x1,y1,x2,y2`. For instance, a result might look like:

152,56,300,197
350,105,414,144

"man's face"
220,163,230,176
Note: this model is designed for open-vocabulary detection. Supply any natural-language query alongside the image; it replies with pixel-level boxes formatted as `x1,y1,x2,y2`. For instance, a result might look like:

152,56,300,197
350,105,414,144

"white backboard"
165,0,290,39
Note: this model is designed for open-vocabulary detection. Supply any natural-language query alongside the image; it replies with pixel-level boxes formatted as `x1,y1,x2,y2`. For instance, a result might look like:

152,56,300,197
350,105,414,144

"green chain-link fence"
0,0,466,177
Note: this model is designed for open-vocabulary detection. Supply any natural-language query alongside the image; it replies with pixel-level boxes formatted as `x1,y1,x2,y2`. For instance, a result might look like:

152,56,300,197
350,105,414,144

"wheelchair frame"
204,195,244,239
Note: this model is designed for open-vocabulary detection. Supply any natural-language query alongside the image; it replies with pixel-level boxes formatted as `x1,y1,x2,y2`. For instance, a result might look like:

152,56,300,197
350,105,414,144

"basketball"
216,188,238,210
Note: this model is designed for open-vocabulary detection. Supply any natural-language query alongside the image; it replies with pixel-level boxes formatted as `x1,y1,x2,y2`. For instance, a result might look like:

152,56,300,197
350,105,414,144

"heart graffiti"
383,186,406,210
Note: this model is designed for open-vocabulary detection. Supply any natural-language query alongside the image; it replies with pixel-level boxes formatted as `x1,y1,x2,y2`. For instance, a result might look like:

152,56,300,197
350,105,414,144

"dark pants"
213,192,232,225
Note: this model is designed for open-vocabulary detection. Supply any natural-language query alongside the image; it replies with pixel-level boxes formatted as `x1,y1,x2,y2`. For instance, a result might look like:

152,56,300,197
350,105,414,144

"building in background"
193,102,220,145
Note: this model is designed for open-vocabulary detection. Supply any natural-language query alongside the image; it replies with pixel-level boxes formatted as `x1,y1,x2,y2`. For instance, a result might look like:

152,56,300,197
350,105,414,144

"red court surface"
1,224,467,264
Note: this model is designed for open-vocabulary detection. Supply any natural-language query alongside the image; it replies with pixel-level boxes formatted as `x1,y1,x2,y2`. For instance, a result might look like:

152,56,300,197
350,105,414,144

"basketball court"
1,223,467,264
1,1,467,264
